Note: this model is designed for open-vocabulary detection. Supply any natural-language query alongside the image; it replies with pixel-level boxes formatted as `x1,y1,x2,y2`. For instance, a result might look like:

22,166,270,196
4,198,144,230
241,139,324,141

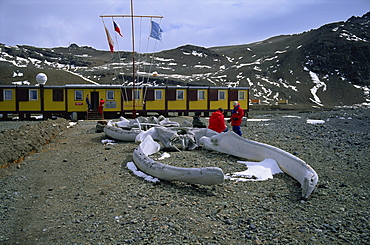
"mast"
100,4,163,119
130,0,136,118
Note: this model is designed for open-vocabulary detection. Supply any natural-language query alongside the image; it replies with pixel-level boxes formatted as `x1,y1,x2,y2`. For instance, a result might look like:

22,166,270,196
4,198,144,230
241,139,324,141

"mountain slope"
1,12,369,108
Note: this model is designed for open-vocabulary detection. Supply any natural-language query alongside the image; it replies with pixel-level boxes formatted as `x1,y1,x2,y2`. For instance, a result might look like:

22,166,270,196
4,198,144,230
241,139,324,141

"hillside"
1,12,369,108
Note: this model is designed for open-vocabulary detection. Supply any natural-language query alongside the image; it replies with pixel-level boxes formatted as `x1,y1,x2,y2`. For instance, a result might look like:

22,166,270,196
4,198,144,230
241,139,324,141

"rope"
104,17,128,104
100,11,164,108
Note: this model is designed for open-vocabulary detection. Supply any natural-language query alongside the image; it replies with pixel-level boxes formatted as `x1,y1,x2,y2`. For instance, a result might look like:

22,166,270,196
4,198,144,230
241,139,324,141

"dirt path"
1,110,369,244
1,121,139,243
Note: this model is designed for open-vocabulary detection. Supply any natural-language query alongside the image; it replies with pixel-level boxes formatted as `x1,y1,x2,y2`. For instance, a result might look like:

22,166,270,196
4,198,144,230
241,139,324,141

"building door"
91,92,99,111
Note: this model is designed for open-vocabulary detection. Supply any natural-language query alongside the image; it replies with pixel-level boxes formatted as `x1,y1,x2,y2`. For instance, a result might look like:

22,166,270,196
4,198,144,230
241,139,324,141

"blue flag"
150,21,163,41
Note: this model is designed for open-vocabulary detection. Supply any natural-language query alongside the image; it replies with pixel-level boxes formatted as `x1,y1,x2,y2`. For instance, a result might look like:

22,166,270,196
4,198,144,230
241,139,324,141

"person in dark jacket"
230,101,244,136
208,108,228,133
192,112,206,128
85,94,92,111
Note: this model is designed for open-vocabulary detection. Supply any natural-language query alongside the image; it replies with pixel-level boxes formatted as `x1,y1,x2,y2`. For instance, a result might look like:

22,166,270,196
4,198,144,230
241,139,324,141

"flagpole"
130,0,136,119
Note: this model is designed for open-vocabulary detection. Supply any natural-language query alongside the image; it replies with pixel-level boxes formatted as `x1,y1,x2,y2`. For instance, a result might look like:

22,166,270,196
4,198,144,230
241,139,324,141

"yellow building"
0,85,249,120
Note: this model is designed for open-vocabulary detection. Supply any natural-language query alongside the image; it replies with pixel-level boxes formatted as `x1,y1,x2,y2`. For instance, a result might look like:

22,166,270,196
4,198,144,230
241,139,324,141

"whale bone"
199,131,318,198
133,135,225,185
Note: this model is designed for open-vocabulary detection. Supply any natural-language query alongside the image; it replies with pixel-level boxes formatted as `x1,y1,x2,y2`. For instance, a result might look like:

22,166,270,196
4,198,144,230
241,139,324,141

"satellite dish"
36,73,47,85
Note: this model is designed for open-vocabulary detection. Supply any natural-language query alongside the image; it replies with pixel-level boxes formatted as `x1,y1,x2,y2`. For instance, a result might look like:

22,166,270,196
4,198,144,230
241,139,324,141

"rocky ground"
0,108,369,244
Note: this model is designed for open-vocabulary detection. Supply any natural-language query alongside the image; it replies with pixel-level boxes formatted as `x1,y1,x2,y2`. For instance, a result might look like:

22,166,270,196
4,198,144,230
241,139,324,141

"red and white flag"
113,21,123,37
104,23,114,52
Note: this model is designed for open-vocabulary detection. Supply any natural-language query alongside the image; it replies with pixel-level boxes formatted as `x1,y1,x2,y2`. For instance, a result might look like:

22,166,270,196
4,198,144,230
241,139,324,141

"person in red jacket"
98,98,105,115
230,101,244,136
208,108,228,133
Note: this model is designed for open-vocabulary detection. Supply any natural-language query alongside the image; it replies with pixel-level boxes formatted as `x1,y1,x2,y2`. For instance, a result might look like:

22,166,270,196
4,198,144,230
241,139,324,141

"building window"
177,90,184,100
134,90,140,100
155,90,162,100
4,90,13,100
106,90,114,100
29,90,38,100
198,90,205,100
218,90,226,100
53,89,64,101
75,90,83,101
238,91,245,100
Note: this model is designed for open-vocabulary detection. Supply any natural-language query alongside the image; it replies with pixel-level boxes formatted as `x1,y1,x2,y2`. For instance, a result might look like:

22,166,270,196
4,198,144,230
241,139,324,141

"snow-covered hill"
1,12,369,108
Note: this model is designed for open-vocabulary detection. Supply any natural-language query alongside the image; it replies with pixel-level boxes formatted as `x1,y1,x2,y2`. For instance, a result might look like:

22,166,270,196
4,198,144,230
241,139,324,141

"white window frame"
75,90,83,101
106,90,114,100
177,90,184,100
134,89,140,100
29,89,38,101
218,90,226,100
238,91,245,100
198,90,205,100
4,89,13,100
155,90,162,100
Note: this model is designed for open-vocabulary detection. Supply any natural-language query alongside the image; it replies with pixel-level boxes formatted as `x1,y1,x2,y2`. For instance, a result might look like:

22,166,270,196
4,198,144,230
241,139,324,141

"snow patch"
127,161,160,183
226,158,283,182
304,67,327,106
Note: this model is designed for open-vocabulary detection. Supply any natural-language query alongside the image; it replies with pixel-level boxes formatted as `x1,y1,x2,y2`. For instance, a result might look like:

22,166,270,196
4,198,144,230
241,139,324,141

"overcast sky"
0,0,369,53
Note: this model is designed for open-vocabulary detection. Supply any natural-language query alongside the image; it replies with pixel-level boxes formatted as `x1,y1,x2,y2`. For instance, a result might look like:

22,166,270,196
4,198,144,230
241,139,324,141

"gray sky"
0,0,369,53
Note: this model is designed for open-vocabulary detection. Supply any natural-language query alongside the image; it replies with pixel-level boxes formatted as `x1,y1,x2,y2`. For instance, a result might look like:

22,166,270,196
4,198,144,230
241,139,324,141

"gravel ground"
0,108,369,244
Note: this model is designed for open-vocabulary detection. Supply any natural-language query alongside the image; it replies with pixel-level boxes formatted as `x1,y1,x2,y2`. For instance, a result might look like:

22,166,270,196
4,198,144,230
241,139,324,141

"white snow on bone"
127,161,160,183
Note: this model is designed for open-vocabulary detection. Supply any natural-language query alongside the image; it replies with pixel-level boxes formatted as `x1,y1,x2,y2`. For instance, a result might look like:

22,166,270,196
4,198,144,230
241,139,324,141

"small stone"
254,239,262,245
249,224,256,229
224,219,232,225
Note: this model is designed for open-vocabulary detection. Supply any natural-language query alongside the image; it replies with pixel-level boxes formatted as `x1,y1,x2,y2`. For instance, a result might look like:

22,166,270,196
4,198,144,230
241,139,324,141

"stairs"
86,111,104,120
